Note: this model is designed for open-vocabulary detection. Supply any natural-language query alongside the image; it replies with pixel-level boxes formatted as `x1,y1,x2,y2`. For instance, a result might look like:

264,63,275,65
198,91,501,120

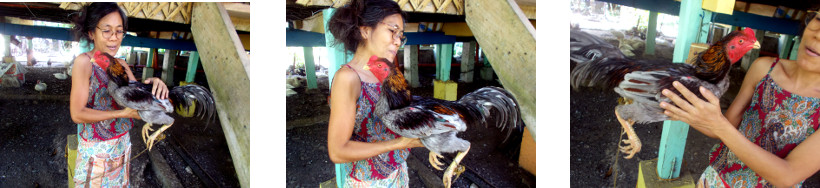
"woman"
326,0,424,187
660,8,820,188
68,3,168,186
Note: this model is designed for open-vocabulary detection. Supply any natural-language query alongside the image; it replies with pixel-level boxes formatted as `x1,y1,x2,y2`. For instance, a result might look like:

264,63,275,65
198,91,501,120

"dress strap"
768,57,779,74
343,64,362,83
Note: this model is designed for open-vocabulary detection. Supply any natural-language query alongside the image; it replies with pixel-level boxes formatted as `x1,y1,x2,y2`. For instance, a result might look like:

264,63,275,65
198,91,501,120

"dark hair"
327,0,406,54
71,2,128,44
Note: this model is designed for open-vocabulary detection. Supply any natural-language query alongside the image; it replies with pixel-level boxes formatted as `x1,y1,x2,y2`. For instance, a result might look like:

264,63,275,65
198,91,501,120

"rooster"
365,56,523,188
96,51,216,150
570,28,760,159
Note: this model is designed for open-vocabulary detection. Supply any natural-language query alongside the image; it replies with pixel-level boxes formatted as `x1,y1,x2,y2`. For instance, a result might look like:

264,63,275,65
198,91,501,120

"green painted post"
436,43,453,81
303,47,318,89
645,11,658,56
324,8,347,89
790,36,800,60
185,51,200,83
660,0,704,180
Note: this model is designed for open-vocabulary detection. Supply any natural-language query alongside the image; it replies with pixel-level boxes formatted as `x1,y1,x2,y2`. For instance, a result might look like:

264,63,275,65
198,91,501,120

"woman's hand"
659,81,731,134
396,136,424,149
119,107,141,119
144,77,168,99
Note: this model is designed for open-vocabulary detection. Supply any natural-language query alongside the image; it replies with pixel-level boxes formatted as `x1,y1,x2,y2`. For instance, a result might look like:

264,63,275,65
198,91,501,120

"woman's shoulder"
333,66,361,85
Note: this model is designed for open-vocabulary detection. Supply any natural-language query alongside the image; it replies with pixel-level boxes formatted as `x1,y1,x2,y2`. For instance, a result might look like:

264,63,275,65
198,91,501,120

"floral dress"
698,58,820,188
74,52,134,187
340,65,411,187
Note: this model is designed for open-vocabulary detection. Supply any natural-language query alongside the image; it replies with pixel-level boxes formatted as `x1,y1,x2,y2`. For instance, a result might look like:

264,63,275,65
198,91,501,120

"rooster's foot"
615,110,641,159
144,123,172,151
442,146,470,188
428,151,445,170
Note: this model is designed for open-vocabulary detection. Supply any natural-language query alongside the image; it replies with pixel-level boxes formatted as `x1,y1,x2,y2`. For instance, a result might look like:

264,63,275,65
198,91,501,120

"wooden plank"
465,0,536,140
404,45,421,88
190,2,250,187
460,41,475,83
658,0,702,179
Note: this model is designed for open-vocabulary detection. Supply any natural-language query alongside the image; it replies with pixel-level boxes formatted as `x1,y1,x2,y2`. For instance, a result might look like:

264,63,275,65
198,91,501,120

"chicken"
96,51,216,150
365,56,523,188
53,72,68,80
34,80,46,94
570,28,760,159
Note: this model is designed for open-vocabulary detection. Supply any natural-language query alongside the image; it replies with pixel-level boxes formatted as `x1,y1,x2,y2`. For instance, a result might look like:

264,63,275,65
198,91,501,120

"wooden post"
660,0,703,180
698,11,713,43
465,0,536,140
404,45,420,88
460,41,475,83
324,8,348,89
162,49,177,87
185,51,200,83
645,11,658,56
304,47,318,89
143,48,156,80
191,2,250,187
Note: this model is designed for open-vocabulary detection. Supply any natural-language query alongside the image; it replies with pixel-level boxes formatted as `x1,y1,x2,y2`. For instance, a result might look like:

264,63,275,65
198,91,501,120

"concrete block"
637,159,696,188
433,79,458,101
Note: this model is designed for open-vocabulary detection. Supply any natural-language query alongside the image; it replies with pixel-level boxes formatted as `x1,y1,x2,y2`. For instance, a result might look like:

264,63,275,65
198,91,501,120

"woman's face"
88,11,124,55
798,11,820,71
363,14,404,61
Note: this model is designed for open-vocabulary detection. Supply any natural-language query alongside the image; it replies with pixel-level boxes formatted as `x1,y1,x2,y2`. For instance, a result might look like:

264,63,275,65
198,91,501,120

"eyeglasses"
805,10,819,31
380,22,407,48
97,26,125,39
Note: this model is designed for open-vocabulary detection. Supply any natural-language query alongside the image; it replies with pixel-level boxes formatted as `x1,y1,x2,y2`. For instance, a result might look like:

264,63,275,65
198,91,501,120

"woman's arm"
661,78,820,187
69,54,139,123
326,67,422,164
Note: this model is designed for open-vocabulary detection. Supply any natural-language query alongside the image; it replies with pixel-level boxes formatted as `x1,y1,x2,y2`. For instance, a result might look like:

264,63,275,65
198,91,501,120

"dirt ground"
0,65,239,187
285,67,536,188
570,58,820,187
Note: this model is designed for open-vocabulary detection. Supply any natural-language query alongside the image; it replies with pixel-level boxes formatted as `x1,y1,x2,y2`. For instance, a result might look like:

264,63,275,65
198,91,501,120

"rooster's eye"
739,39,743,44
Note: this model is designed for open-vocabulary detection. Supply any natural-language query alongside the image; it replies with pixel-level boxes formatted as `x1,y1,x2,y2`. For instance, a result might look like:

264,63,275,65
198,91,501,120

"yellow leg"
615,110,641,159
442,146,470,188
141,123,153,147
429,151,445,170
144,123,173,151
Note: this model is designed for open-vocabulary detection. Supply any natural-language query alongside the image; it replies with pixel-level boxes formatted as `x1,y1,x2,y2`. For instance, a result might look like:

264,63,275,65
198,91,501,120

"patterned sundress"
339,65,411,187
73,52,134,187
698,58,820,188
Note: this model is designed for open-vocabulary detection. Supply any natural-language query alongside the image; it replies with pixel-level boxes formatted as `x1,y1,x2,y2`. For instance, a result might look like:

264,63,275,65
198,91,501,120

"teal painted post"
143,49,155,81
645,11,658,56
324,8,347,89
185,51,200,83
436,43,453,81
780,34,795,59
324,8,349,188
790,36,800,60
303,47,318,89
80,39,93,54
698,11,713,43
2,35,10,57
660,0,703,179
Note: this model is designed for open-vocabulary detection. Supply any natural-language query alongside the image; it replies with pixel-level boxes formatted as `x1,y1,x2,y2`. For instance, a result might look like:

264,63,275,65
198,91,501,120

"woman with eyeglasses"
325,0,421,187
660,7,820,188
68,2,168,186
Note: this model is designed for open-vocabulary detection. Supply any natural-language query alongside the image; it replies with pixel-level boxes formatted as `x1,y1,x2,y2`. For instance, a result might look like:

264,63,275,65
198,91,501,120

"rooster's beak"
363,65,370,71
753,41,761,49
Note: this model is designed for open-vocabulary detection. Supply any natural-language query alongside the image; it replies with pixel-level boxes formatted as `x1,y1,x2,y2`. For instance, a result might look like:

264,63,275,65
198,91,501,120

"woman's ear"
359,26,371,40
87,31,94,42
